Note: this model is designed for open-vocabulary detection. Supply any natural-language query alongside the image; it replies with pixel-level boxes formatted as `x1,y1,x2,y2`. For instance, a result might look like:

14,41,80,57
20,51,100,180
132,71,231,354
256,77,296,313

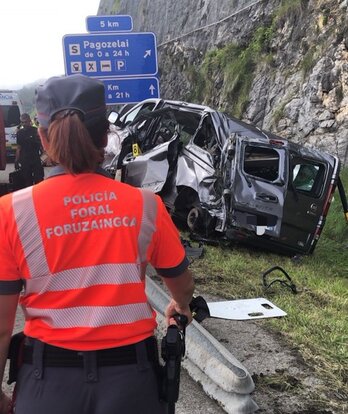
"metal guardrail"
146,276,258,414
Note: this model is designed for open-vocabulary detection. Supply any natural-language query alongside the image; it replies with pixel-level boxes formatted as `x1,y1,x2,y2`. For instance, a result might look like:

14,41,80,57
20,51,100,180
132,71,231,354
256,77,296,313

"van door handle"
256,193,278,203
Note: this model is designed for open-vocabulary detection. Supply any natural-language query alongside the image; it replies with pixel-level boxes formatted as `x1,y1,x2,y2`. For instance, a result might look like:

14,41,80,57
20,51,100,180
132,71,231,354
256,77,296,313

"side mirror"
108,111,119,125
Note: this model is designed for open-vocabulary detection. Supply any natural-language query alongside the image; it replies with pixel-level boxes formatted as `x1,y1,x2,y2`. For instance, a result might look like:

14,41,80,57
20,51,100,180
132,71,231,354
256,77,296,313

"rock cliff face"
98,0,348,166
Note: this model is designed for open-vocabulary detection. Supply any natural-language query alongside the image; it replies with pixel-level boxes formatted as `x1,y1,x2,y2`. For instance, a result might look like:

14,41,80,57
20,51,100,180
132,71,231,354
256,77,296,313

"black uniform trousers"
20,158,44,187
14,337,167,414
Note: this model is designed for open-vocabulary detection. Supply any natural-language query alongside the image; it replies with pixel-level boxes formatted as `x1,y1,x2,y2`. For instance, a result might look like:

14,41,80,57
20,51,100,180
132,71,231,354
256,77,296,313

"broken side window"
243,146,280,182
193,117,217,152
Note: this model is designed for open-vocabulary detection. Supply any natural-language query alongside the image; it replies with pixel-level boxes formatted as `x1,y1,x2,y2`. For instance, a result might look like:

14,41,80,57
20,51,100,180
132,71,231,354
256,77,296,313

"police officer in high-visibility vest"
0,74,195,414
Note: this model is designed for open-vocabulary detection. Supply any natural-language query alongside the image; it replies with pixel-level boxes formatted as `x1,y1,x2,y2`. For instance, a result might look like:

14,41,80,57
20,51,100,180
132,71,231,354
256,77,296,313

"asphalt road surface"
0,162,51,184
0,162,16,183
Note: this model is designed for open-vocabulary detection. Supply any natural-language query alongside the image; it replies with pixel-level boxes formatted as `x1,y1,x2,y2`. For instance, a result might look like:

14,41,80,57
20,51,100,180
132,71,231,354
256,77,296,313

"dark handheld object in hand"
160,314,188,414
189,296,210,322
7,331,26,384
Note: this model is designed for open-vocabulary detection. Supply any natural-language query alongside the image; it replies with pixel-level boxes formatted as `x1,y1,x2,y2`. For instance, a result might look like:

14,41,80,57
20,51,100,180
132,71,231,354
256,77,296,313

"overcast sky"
1,0,101,90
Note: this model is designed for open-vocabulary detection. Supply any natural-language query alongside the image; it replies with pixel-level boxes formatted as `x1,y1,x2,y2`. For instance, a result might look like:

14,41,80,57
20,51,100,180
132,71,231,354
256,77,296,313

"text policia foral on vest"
45,191,137,239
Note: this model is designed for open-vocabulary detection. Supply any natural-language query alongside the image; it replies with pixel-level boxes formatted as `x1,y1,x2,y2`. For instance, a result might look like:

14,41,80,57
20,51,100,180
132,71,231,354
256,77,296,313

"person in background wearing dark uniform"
0,74,194,414
15,113,44,187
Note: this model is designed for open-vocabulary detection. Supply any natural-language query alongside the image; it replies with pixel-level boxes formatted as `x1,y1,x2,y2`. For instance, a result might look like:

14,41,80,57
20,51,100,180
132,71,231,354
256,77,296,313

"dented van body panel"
105,99,342,255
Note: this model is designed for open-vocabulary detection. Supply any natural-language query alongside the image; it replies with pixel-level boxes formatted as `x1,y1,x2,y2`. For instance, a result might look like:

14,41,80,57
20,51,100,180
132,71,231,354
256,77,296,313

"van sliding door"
231,140,287,238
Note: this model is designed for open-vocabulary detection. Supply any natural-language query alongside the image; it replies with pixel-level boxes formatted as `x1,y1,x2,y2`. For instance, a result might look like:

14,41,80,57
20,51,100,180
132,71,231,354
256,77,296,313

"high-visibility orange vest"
0,172,187,350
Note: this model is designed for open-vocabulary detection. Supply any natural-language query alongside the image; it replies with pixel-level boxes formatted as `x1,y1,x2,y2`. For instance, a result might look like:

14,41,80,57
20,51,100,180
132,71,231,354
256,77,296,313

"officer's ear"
38,128,49,151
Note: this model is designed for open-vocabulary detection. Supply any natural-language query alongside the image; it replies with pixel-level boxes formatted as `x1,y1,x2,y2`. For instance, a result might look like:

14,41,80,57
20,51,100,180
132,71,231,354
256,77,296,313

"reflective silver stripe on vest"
12,185,158,329
12,187,50,278
25,303,154,328
25,263,142,294
138,190,157,263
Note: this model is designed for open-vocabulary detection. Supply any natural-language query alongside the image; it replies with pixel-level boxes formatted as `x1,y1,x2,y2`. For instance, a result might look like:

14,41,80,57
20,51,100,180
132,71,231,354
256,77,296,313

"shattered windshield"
141,106,202,151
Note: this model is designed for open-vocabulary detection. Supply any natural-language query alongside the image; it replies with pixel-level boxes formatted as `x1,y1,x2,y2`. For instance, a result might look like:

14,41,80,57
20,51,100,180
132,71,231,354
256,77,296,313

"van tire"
187,206,203,232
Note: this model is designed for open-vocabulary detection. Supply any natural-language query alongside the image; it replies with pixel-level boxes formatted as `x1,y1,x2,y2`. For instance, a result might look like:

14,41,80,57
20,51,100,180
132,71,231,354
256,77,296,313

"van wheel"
187,207,203,232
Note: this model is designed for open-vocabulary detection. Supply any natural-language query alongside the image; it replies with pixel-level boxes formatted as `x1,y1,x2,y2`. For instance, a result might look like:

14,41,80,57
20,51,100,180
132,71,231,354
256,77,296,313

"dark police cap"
35,74,106,128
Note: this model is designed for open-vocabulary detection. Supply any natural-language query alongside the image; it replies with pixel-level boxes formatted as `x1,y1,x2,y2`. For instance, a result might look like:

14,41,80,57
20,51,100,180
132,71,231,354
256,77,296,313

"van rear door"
280,155,339,254
231,138,288,238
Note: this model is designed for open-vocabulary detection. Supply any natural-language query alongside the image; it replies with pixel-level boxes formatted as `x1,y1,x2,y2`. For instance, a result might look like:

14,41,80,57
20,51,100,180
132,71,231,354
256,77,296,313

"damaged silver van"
105,99,348,255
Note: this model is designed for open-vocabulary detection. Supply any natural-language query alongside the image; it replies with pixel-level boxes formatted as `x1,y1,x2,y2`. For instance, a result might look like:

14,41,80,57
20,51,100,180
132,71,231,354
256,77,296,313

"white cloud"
0,0,100,89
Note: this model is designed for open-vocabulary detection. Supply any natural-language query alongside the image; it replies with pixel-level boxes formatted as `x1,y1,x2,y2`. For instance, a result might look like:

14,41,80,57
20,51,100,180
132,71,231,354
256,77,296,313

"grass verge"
188,168,348,401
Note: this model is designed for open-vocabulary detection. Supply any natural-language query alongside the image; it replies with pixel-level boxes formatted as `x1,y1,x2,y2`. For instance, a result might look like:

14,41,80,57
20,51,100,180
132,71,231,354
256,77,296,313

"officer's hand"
0,391,12,414
165,299,192,327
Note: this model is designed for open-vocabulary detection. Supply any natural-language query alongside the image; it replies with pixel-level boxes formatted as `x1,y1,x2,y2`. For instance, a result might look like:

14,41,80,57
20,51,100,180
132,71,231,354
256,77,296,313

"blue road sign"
63,33,158,78
102,77,160,104
86,15,133,32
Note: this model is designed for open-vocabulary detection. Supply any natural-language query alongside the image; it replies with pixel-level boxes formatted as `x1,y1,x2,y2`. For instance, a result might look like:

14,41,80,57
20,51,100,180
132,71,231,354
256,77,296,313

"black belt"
23,336,158,367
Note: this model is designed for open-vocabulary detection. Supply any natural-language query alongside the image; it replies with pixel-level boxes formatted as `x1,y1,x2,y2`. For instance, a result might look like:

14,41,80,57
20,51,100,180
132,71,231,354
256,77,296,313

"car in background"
0,107,6,170
0,90,23,160
104,99,348,256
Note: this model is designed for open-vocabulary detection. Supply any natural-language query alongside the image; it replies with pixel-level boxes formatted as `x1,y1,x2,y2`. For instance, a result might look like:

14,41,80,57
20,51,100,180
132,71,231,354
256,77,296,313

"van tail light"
337,176,348,222
312,182,336,243
322,183,336,218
